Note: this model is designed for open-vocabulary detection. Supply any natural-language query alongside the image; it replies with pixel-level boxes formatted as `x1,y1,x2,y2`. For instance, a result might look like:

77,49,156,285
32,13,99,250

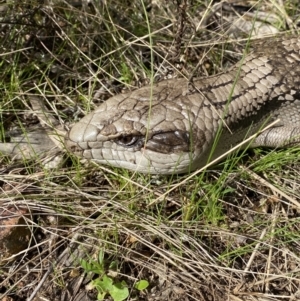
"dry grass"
1,1,300,300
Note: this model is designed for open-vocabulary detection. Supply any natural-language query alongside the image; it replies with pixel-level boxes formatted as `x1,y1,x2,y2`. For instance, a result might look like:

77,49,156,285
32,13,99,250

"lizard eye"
115,135,139,146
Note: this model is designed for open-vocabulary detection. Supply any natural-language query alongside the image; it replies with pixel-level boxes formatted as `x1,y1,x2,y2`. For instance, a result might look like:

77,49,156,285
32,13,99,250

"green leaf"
80,259,90,271
80,259,97,273
94,275,114,292
98,250,104,265
109,282,129,301
102,275,114,290
92,279,104,292
97,291,107,300
109,260,118,270
134,280,149,291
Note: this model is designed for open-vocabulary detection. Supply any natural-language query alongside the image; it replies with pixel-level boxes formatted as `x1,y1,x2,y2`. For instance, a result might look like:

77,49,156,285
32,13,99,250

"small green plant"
134,279,149,291
80,250,149,301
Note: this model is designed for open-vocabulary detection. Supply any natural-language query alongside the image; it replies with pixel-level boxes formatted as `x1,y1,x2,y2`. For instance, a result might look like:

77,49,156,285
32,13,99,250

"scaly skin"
66,35,300,174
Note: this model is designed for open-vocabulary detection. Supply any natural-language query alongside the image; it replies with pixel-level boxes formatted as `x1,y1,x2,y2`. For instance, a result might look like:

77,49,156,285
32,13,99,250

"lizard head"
65,80,209,174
